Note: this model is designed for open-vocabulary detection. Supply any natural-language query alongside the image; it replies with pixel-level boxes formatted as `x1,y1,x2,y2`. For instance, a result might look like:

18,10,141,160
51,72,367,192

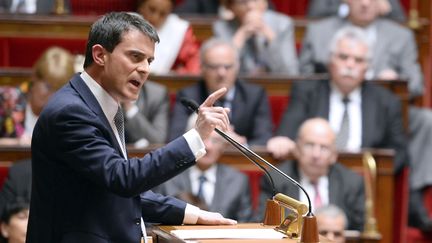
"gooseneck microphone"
180,97,313,216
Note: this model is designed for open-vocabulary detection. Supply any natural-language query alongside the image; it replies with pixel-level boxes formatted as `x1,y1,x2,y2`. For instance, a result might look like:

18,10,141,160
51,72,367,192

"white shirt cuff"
125,105,139,118
183,203,200,224
183,129,206,160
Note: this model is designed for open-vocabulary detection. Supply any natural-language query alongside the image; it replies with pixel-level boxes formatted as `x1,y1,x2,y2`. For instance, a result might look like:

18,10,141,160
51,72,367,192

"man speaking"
26,12,235,243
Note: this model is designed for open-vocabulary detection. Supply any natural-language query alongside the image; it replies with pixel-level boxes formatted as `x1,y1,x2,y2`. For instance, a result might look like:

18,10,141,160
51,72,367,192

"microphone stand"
181,98,319,242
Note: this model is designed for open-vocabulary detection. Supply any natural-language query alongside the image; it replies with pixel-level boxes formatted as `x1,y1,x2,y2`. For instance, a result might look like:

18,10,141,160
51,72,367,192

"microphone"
180,97,313,216
181,97,276,197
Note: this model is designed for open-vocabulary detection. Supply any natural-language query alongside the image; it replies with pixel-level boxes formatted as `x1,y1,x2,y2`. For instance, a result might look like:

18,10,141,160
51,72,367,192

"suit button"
135,219,141,225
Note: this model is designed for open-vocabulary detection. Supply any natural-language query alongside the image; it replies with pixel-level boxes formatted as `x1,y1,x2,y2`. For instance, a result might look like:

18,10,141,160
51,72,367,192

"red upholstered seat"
0,37,86,67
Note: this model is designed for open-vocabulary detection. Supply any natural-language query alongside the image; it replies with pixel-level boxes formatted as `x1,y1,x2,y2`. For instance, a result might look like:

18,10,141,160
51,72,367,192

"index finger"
201,87,227,108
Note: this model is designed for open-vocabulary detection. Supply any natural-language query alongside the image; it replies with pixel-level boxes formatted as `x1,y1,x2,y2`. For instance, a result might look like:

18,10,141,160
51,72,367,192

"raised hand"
195,87,231,141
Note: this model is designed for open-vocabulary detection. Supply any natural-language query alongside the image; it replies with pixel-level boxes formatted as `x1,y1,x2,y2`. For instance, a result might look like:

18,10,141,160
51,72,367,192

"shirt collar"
190,164,218,184
330,82,361,104
80,71,119,122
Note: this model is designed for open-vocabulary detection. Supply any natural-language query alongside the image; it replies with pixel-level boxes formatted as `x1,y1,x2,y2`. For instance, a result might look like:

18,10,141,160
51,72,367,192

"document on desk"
171,228,286,240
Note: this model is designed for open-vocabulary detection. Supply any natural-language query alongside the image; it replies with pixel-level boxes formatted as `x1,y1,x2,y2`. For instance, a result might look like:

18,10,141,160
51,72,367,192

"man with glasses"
168,38,272,146
267,26,407,174
257,118,365,230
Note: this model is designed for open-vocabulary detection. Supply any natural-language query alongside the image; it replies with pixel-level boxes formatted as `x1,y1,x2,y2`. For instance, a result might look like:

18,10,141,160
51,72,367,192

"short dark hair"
83,12,160,68
0,198,29,224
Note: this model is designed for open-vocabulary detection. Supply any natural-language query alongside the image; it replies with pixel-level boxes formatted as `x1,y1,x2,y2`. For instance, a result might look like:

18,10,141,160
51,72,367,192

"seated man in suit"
154,131,253,222
168,38,273,146
267,26,407,174
258,118,365,230
213,0,298,75
300,0,422,92
315,204,348,243
306,0,406,22
123,81,169,146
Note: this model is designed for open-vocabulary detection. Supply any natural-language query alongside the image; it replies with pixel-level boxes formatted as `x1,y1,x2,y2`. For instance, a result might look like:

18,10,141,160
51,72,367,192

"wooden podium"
152,223,332,243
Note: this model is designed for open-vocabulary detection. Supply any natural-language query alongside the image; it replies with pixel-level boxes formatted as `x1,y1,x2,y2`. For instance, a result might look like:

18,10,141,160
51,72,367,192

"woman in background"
137,0,201,74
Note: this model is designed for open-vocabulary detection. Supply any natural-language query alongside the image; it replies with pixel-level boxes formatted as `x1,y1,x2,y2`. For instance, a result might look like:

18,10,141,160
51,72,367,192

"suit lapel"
361,84,375,146
328,165,341,205
69,74,124,155
317,81,331,119
210,165,224,211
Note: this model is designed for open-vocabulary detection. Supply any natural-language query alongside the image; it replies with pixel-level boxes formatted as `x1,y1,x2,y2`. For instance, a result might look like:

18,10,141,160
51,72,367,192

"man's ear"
0,222,9,238
92,44,106,66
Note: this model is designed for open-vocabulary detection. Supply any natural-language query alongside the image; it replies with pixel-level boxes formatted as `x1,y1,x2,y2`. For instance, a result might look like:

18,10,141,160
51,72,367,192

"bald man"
257,118,365,230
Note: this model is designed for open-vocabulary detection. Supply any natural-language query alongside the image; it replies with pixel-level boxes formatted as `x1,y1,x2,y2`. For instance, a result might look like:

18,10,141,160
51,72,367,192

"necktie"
312,182,322,210
196,174,207,202
336,97,350,149
114,106,126,152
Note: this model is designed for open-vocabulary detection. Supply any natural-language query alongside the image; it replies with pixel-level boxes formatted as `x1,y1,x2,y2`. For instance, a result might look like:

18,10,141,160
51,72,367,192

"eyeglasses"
334,52,367,64
233,0,259,5
319,230,344,238
203,63,235,71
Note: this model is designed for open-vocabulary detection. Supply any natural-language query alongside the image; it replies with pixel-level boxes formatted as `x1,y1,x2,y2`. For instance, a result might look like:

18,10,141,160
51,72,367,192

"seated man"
123,80,169,146
154,131,253,222
168,38,272,146
267,26,407,174
315,204,348,243
258,118,365,230
213,0,298,75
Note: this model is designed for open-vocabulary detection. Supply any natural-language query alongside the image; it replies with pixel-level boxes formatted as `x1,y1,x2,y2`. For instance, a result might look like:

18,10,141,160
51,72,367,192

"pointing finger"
201,87,227,108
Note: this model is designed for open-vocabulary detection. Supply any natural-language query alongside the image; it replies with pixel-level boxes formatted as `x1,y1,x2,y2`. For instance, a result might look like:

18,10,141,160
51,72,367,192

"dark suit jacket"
0,159,31,218
26,74,197,243
276,80,407,173
168,80,272,145
153,164,253,222
257,161,365,231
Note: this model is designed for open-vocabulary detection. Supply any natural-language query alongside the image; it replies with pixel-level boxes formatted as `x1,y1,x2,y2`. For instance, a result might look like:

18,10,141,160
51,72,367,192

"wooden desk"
152,223,332,243
0,145,395,243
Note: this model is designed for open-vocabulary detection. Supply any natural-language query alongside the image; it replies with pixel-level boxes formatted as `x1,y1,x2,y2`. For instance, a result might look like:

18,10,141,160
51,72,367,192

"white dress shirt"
299,173,329,213
329,83,362,151
189,164,218,206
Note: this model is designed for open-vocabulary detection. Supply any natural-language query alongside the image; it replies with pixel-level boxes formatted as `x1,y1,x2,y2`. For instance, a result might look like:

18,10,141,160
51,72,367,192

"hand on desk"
196,210,237,225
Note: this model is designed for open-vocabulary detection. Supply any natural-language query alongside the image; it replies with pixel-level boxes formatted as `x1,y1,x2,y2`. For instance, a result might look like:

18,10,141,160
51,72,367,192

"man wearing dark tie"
26,12,236,243
267,26,407,174
168,38,273,146
257,118,365,231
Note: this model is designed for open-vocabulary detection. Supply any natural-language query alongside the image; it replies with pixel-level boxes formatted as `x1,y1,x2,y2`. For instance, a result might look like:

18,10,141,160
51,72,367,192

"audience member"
302,0,432,231
137,0,201,74
307,0,406,22
168,38,272,145
300,0,422,96
154,131,253,222
0,0,70,14
213,0,298,75
258,118,365,230
0,46,75,145
315,204,347,243
123,81,169,146
267,26,407,173
0,199,29,243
